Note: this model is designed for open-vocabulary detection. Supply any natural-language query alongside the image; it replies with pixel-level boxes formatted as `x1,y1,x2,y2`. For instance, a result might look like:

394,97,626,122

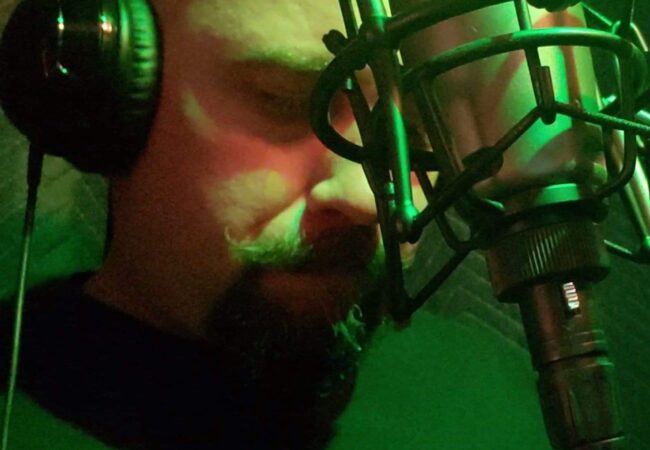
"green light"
57,12,64,32
99,14,113,33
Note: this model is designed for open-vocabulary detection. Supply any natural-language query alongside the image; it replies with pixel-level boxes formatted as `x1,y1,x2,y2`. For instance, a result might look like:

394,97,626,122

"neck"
83,251,211,341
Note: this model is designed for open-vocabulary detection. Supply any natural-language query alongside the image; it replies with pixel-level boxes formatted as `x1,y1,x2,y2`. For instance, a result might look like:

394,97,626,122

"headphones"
0,0,162,175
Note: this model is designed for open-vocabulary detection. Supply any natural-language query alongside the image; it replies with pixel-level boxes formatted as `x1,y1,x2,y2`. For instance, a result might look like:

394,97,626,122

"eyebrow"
237,48,333,73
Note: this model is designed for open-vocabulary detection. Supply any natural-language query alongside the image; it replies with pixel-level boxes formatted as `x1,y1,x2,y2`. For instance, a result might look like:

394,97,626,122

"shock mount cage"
310,0,650,321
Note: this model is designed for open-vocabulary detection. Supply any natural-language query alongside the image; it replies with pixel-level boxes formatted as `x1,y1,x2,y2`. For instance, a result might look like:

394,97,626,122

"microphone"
403,5,617,448
394,4,622,449
311,0,650,449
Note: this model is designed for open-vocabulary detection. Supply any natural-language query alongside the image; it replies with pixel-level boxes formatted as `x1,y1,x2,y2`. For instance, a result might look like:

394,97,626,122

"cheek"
176,112,320,241
178,84,326,179
156,52,333,241
203,169,295,239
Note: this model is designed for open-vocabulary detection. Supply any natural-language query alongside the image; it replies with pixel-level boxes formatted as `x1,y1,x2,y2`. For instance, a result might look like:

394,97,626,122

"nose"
305,153,378,232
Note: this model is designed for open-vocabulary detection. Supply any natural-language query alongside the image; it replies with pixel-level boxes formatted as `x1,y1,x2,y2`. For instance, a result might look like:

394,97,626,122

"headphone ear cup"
0,0,162,175
103,0,162,174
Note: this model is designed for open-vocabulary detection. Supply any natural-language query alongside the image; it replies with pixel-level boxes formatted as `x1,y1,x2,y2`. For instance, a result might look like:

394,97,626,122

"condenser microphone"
311,0,650,449
391,1,622,449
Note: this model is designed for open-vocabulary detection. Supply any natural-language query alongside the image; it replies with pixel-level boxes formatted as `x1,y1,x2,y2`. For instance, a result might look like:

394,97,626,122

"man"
1,0,394,449
2,0,646,449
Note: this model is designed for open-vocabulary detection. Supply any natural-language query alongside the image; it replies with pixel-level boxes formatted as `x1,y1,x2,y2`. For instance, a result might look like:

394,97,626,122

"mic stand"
486,186,624,450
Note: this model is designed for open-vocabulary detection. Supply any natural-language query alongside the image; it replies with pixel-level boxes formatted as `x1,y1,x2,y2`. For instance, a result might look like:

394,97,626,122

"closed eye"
255,90,311,123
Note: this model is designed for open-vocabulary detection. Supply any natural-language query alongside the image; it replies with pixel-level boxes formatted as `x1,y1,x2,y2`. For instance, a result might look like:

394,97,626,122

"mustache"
225,227,312,268
225,224,384,273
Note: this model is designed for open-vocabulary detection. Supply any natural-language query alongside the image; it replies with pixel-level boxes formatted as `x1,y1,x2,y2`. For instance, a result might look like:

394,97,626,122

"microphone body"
396,1,604,200
389,1,625,448
486,213,624,450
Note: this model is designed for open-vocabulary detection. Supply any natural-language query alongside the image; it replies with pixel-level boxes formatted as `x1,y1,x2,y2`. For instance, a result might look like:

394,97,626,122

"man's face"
109,0,394,339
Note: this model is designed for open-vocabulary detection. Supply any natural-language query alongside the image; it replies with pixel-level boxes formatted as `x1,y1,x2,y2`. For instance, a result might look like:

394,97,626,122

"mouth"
258,225,383,320
297,225,381,273
257,270,372,322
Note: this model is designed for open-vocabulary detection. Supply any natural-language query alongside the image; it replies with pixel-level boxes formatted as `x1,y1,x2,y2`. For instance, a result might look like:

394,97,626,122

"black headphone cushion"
0,0,163,175
108,0,162,175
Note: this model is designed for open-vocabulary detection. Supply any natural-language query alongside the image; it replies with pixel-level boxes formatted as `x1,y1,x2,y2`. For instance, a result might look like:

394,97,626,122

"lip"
258,269,370,321
299,225,380,273
253,224,381,320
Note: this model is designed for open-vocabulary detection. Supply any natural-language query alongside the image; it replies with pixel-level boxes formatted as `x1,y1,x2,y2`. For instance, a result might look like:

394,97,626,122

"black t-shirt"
0,273,339,450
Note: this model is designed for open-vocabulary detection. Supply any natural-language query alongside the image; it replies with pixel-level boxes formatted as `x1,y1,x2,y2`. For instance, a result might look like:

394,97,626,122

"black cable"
1,146,44,450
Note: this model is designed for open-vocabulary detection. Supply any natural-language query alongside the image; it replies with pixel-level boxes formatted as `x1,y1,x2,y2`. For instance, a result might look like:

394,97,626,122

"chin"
205,263,383,356
203,260,386,377
202,266,384,447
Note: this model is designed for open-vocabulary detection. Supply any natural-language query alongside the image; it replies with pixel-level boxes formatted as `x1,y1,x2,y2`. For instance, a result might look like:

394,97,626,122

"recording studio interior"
0,1,648,449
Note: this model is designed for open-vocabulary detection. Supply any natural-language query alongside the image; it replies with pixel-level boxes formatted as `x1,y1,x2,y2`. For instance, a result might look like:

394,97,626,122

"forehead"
185,0,346,70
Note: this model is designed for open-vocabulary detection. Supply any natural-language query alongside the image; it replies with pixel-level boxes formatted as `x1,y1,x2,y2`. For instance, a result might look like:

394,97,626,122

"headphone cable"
1,146,44,450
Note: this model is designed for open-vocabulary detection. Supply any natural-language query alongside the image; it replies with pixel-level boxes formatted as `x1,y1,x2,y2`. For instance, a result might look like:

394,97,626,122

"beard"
203,226,387,448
